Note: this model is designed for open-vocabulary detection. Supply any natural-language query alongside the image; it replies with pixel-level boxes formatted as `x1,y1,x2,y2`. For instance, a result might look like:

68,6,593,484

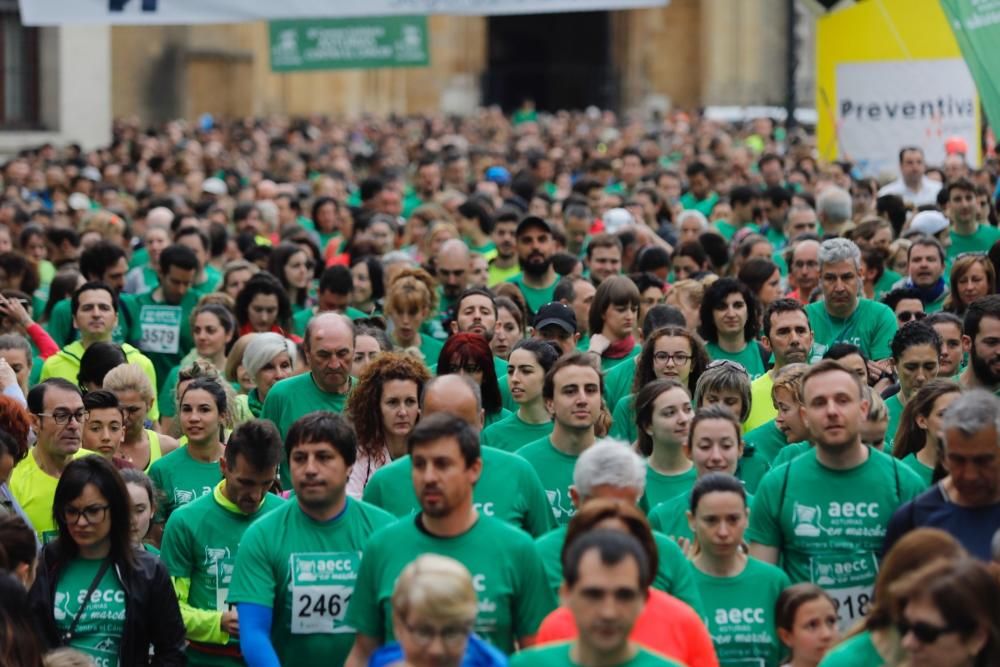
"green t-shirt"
125,290,198,392
601,344,641,373
160,483,285,662
705,341,767,380
604,357,637,414
771,442,813,468
765,225,788,252
949,224,1000,260
148,445,223,524
362,446,556,537
746,448,924,628
737,450,770,494
481,413,554,453
744,421,800,466
227,498,396,667
818,629,885,667
714,221,761,243
680,191,720,218
506,273,559,315
691,558,790,667
609,393,638,444
884,393,904,454
345,515,556,653
484,407,513,428
873,270,902,301
260,372,352,485
900,452,934,488
54,557,125,666
535,525,704,616
511,643,685,667
805,299,898,361
649,489,755,546
516,436,585,525
643,462,696,511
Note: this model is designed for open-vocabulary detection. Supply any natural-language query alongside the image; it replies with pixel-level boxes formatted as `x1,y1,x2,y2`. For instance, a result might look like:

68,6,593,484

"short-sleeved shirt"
511,642,686,667
649,490,754,547
884,393,904,454
148,445,223,524
949,224,1000,260
535,525,704,616
9,448,92,542
55,557,125,665
643,463,697,511
125,290,198,393
603,357,637,414
817,630,884,667
805,299,898,361
345,514,556,653
363,446,556,538
228,498,396,666
744,421,801,466
481,413,554,452
746,447,924,628
705,342,767,380
899,453,934,488
516,437,584,525
690,558,790,667
506,274,559,315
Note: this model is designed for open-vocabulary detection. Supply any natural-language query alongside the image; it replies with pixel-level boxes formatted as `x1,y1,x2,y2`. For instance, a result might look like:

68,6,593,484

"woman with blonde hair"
945,253,995,317
369,554,506,667
103,363,179,471
665,279,705,332
384,267,443,365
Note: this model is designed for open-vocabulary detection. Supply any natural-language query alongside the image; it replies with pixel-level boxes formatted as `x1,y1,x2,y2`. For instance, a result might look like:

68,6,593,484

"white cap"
602,207,635,234
81,166,102,182
68,192,91,211
909,210,949,236
202,177,227,196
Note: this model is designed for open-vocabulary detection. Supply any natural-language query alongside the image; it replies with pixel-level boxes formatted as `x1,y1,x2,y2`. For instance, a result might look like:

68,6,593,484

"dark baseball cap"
533,302,577,334
516,215,553,237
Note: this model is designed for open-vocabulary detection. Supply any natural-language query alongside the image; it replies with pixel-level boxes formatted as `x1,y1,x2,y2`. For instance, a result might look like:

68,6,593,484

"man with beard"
744,299,815,432
959,295,1000,392
884,390,1000,560
508,216,560,316
448,287,515,408
434,239,471,318
261,313,355,484
228,413,395,667
344,413,555,666
748,360,923,630
883,322,941,452
488,208,521,286
894,237,949,314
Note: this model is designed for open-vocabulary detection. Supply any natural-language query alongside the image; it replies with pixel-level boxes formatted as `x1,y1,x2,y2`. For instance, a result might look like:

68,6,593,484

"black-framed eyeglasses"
36,409,89,425
653,351,692,365
402,621,474,648
897,618,958,644
64,504,110,525
897,311,926,323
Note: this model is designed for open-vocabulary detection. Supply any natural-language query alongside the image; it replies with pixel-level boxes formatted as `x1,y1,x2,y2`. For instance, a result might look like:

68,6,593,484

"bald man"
435,239,472,310
260,313,356,484
362,374,555,537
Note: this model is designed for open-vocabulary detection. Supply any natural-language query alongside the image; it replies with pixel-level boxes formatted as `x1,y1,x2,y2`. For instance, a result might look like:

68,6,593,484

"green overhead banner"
940,0,1000,129
269,16,429,72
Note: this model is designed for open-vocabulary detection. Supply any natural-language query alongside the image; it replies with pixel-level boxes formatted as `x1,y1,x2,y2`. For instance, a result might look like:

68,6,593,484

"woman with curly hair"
436,333,511,427
346,353,430,498
384,267,443,365
234,272,297,341
698,277,766,379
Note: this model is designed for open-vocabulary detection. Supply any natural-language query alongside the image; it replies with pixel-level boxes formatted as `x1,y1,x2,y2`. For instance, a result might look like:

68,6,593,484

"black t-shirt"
883,483,1000,561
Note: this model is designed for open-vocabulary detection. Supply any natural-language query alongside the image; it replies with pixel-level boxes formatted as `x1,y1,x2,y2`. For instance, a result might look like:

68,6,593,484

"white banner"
836,59,979,176
18,0,668,26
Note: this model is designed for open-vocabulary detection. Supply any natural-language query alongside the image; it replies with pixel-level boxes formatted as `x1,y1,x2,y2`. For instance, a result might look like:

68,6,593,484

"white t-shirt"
878,176,942,207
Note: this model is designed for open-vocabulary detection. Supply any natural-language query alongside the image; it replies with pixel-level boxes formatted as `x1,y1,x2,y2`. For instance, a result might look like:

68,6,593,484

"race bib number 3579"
138,305,182,354
288,552,359,634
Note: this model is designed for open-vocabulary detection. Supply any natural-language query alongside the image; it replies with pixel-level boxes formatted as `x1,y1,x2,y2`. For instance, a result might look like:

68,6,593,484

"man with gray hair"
804,238,898,365
816,186,852,237
532,438,706,623
884,389,1000,560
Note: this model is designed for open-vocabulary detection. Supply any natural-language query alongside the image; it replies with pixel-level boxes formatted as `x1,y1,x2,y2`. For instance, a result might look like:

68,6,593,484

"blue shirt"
369,635,508,667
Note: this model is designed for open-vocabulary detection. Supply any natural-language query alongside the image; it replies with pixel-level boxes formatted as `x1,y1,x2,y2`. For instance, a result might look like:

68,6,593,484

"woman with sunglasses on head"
482,339,559,452
233,332,297,419
944,253,995,318
609,325,709,445
27,456,185,666
699,277,767,380
817,529,967,667
436,333,512,427
687,473,791,667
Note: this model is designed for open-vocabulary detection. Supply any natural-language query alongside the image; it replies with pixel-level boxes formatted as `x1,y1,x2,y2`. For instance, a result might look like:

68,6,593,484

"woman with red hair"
0,395,33,523
436,333,512,427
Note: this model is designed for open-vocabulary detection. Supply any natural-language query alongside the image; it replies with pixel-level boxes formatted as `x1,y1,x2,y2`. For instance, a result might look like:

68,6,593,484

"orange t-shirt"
535,589,719,667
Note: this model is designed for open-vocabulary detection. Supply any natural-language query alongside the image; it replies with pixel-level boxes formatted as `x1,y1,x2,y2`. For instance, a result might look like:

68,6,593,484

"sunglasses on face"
897,311,926,323
897,618,958,644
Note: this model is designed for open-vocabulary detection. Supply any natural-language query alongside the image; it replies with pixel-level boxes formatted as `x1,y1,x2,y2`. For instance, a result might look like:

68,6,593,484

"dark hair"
0,516,35,574
81,389,119,413
689,472,747,513
0,254,38,297
944,177,977,200
319,265,353,296
674,240,708,268
635,378,689,456
191,302,237,347
43,270,83,322
775,583,836,633
890,320,942,361
347,353,430,459
175,226,210,254
26,378,80,415
686,161,710,179
925,311,963,330
634,326,708,396
893,379,961,466
406,412,480,467
964,294,1000,342
738,258,779,297
79,241,126,281
52,456,135,567
0,571,45,667
688,404,743,449
585,233,623,261
234,272,293,333
158,243,199,274
225,419,284,472
268,242,310,308
589,275,640,335
495,296,526,334
698,277,758,344
629,272,665,297
119,468,156,518
70,281,118,316
180,376,228,415
543,352,604,401
436,334,502,416
762,184,792,207
457,200,495,235
882,287,924,314
762,298,809,339
563,529,650,591
636,246,671,274
823,342,867,364
455,287,498,320
285,412,357,466
349,255,385,302
510,337,561,374
77,342,127,390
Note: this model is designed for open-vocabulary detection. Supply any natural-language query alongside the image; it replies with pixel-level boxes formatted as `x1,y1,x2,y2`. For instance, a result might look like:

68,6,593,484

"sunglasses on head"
897,310,926,323
897,618,958,644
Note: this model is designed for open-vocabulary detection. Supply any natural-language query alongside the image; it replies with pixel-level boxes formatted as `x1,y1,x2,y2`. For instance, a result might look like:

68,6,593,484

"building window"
0,8,40,128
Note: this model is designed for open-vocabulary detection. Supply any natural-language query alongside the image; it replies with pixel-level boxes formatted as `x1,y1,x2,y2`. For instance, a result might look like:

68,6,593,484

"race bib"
810,552,877,629
289,552,359,634
139,305,181,354
215,557,236,612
